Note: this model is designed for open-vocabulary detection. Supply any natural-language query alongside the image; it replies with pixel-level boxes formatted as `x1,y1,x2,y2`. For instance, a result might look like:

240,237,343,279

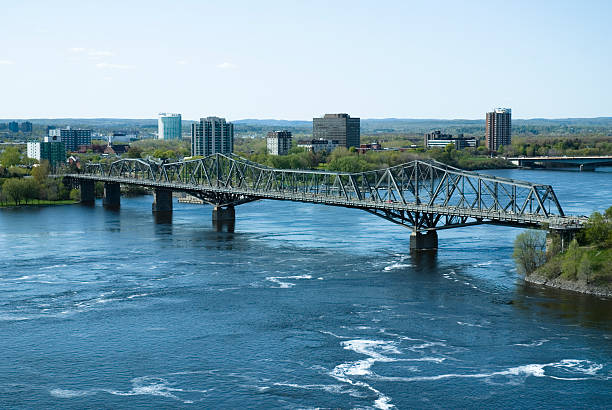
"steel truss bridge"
63,154,586,248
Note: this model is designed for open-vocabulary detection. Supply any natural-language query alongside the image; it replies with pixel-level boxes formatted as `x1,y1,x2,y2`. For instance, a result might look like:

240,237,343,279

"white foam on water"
50,375,209,404
127,293,149,299
373,359,604,384
457,321,484,328
383,263,411,271
513,339,549,347
49,388,95,398
265,274,312,288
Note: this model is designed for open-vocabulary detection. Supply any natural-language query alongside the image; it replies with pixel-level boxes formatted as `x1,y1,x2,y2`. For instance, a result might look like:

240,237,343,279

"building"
8,121,19,133
357,142,382,154
297,138,339,153
26,135,66,167
20,121,32,133
158,113,182,140
52,127,92,152
424,130,477,150
191,116,234,157
485,108,512,151
313,113,360,148
267,130,292,155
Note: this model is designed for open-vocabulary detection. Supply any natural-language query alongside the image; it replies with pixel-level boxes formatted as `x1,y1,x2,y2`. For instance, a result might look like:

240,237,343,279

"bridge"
62,154,587,250
508,155,612,171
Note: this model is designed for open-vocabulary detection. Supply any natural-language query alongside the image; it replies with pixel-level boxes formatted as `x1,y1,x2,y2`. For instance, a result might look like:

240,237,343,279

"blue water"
1,168,611,408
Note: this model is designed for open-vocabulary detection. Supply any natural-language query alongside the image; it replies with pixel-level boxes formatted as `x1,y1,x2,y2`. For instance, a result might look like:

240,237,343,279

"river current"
1,168,611,409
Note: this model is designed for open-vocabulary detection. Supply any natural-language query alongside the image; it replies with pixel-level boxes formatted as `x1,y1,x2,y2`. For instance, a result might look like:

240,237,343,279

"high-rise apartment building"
27,134,66,167
158,113,182,140
313,113,360,148
485,108,512,151
55,127,92,152
20,121,33,133
191,117,234,157
267,130,292,155
8,121,19,133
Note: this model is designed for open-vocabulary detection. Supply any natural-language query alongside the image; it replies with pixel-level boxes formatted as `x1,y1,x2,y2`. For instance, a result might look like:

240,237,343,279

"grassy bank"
0,199,77,208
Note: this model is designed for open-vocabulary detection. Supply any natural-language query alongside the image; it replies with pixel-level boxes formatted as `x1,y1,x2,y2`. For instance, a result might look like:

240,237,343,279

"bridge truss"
66,154,585,232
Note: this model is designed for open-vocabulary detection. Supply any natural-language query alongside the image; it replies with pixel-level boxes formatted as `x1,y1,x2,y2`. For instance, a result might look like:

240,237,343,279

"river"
0,168,611,409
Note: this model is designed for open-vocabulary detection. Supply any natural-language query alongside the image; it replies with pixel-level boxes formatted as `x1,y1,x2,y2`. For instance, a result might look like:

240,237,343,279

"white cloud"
96,62,135,70
69,47,86,53
176,60,188,65
0,60,14,65
88,50,114,59
217,62,237,69
103,76,113,81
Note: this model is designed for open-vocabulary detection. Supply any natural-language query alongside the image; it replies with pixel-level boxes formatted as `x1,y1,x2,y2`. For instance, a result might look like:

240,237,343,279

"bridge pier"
547,229,576,254
152,189,173,213
102,182,121,209
410,230,438,251
212,205,235,232
79,180,95,205
212,205,235,222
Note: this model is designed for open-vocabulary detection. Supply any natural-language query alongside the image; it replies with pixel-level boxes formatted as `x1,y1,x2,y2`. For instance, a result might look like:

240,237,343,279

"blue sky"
1,0,610,120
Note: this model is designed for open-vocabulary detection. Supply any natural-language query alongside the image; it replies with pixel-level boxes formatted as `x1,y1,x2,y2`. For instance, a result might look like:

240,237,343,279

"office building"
485,108,512,151
55,127,92,151
8,121,19,133
191,116,234,157
158,113,182,140
424,130,477,150
313,113,360,148
20,121,32,133
267,130,292,155
297,138,339,153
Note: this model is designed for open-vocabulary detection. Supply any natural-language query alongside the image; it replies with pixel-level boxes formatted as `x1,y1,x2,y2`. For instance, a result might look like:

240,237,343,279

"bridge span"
508,155,612,171
62,154,587,250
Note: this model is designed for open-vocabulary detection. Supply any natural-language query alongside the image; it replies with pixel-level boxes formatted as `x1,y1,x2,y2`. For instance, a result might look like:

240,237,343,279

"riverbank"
525,271,612,298
0,200,77,208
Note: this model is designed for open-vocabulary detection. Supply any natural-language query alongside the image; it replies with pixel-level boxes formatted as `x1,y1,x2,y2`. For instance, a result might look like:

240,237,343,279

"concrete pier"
80,180,95,204
212,205,235,222
102,182,121,209
410,230,438,251
152,189,173,213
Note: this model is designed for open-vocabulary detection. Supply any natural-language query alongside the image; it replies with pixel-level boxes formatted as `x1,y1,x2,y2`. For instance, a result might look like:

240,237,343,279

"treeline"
238,144,510,173
514,207,612,287
499,136,612,157
0,162,76,205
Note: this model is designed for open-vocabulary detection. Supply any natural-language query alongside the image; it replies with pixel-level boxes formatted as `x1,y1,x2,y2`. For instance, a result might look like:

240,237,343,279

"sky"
0,0,611,120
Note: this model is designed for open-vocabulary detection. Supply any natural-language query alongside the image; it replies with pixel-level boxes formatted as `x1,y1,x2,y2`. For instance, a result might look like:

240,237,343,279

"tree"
513,230,547,275
2,178,25,205
31,160,50,184
583,212,611,248
0,146,21,167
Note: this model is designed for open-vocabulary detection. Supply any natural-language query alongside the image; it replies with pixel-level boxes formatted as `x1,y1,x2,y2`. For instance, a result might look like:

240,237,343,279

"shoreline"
0,200,77,208
525,272,612,298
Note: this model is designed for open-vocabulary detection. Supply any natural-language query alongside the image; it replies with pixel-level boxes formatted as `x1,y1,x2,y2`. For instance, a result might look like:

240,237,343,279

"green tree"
513,230,547,275
2,178,25,205
0,147,21,167
31,160,50,184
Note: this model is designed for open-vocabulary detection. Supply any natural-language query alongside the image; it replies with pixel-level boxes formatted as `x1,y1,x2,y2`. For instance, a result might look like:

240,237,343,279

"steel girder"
74,153,582,231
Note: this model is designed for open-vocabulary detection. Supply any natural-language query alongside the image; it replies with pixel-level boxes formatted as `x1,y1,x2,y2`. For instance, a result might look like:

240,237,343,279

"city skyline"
1,1,611,120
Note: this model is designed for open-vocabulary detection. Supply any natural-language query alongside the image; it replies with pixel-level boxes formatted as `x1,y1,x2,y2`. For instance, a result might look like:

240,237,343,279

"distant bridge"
62,154,587,250
508,155,612,171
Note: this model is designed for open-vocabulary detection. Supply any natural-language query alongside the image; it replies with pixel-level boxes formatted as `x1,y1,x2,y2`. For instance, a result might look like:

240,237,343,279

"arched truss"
75,154,585,232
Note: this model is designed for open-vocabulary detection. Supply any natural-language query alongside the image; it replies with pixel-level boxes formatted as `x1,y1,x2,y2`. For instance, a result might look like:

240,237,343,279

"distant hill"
1,117,611,137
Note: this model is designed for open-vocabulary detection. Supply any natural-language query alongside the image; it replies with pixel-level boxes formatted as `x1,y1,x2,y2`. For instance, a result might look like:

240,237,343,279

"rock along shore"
525,272,612,298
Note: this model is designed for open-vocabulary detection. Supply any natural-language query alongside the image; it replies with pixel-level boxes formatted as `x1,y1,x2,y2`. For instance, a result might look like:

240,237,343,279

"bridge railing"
76,153,565,218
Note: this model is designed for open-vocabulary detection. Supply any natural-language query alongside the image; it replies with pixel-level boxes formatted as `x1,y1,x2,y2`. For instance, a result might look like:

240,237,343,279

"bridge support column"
102,182,120,209
79,180,95,205
152,189,173,213
212,205,235,222
410,230,438,251
547,229,576,254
